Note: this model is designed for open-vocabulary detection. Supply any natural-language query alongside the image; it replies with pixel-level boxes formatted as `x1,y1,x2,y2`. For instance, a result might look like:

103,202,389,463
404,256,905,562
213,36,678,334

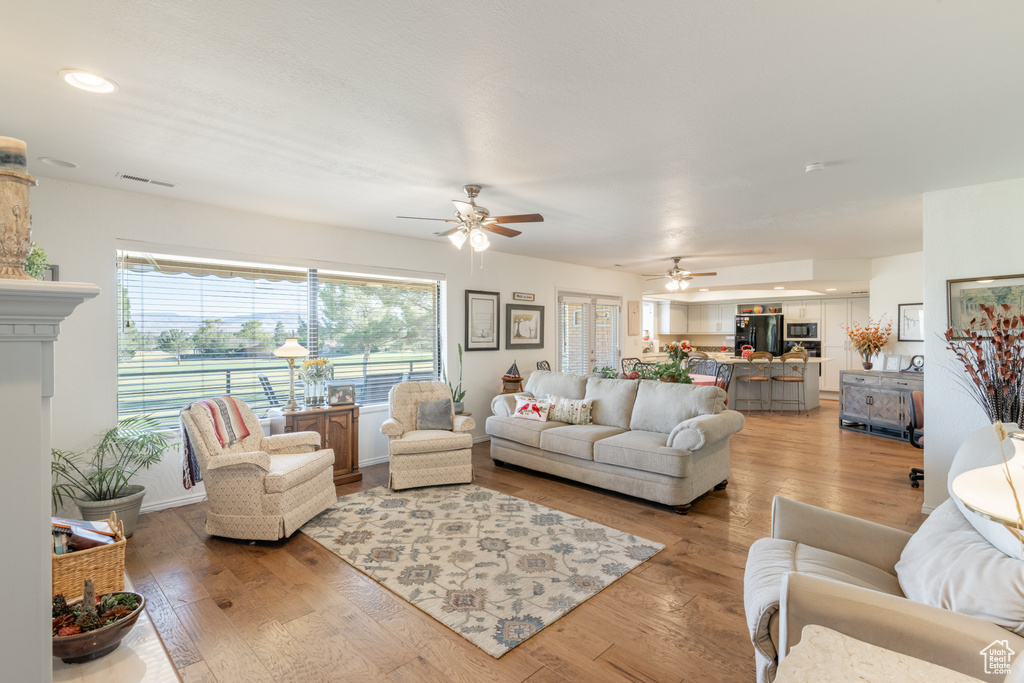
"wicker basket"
52,512,126,599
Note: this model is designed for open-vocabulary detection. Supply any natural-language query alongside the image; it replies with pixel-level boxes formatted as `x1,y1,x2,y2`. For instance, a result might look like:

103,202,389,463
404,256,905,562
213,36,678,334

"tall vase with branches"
443,343,466,413
842,315,892,369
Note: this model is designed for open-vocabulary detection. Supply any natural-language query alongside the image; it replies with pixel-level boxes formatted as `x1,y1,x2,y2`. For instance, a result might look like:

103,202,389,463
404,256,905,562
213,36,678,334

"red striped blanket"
181,396,251,489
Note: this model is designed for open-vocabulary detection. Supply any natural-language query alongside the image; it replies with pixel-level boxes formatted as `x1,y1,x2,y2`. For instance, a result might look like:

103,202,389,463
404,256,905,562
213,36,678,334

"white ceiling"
5,2,1024,279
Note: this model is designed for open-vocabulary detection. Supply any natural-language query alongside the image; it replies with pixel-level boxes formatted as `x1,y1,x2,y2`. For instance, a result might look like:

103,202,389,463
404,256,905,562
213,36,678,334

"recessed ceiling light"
977,279,994,284
60,69,118,94
774,286,785,290
38,157,78,168
805,162,825,173
825,288,837,291
699,288,709,292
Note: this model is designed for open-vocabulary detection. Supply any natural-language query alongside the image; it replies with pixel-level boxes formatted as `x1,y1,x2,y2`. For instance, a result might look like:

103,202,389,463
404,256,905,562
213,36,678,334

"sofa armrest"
262,432,320,453
453,415,476,432
205,450,271,472
771,496,911,573
491,392,532,418
667,409,745,451
780,573,1023,682
381,418,406,437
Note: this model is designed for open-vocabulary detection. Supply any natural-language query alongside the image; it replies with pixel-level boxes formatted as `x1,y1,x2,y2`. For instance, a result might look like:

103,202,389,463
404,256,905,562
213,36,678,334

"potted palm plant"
51,415,170,537
443,343,467,414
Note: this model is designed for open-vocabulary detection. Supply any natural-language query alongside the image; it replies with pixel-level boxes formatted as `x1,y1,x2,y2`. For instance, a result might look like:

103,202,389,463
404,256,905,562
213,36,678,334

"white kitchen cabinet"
821,297,869,392
686,303,737,334
657,301,688,334
783,299,822,320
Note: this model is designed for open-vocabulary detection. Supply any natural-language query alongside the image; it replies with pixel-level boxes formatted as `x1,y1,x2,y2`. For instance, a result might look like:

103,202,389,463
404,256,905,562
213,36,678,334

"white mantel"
0,279,99,682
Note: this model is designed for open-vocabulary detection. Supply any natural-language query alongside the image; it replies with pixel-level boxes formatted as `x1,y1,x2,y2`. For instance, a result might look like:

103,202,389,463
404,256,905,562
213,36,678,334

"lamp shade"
665,279,679,291
448,231,467,250
273,338,309,359
469,228,490,251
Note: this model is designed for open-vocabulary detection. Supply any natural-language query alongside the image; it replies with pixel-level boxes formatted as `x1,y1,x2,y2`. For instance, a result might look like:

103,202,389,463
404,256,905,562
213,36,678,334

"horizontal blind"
559,299,589,374
317,270,439,405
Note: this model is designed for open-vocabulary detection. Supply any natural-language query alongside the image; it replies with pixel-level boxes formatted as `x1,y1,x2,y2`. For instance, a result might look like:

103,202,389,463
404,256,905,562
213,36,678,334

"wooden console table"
839,370,923,441
268,404,361,485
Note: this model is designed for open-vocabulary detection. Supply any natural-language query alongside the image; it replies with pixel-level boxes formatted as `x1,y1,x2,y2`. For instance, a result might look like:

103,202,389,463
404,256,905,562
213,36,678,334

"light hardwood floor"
126,401,928,683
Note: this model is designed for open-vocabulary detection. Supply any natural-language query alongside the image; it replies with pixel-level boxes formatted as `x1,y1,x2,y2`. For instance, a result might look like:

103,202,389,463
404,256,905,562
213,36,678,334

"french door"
558,293,621,374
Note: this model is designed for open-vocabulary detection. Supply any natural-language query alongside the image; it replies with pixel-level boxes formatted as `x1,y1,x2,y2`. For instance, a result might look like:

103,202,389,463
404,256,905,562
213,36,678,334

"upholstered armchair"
181,398,337,540
381,381,476,490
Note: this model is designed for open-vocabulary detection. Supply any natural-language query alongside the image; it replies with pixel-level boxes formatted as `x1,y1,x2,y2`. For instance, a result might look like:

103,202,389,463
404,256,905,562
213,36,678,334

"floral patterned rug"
300,484,665,657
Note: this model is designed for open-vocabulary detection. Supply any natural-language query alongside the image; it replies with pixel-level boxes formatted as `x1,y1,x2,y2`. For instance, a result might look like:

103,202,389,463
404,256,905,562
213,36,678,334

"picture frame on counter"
947,274,1024,339
506,304,544,350
325,381,356,405
882,354,902,373
897,302,924,342
465,290,500,351
512,291,535,302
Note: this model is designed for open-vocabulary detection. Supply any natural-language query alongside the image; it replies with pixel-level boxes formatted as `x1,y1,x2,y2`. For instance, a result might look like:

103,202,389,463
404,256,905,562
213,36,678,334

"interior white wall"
921,176,1024,512
869,252,924,360
33,178,644,512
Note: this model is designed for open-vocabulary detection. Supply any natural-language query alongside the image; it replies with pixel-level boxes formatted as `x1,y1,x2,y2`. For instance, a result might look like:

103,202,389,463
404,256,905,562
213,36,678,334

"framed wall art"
947,274,1024,338
897,303,924,342
465,290,500,351
506,304,544,350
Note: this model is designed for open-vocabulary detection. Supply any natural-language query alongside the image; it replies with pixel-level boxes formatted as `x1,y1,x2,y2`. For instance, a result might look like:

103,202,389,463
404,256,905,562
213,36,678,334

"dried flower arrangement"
842,316,893,363
52,580,140,637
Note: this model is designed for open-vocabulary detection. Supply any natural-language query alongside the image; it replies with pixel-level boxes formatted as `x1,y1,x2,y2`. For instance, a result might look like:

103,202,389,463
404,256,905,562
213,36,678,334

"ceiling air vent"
116,172,176,188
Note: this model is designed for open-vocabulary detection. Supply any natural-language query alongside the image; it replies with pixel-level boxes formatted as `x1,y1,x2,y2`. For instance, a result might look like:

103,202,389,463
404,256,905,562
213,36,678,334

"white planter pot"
76,485,146,538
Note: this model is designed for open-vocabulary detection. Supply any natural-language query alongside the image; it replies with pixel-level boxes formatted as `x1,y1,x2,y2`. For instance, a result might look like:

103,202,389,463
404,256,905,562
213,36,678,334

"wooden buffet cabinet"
838,370,923,441
268,404,361,485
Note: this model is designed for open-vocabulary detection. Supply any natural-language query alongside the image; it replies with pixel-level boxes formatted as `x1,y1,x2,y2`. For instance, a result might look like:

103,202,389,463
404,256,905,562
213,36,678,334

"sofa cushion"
584,377,640,429
895,498,1024,634
264,449,336,494
524,370,588,401
744,536,904,664
417,398,454,430
539,424,627,461
389,429,473,455
486,415,566,448
629,381,726,434
514,396,551,421
548,395,593,425
593,430,691,478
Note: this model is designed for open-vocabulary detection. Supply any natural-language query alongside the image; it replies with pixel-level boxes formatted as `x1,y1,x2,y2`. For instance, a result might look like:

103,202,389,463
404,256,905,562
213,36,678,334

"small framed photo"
512,291,535,302
883,354,903,373
326,381,355,405
506,304,544,350
897,303,924,342
465,290,500,351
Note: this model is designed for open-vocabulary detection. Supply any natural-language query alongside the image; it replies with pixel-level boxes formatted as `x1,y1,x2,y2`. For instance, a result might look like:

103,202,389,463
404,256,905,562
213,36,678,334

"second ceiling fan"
397,185,543,251
644,256,717,291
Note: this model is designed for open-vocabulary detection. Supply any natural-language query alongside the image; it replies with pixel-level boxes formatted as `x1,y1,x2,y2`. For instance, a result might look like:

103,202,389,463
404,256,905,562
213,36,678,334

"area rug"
300,484,665,657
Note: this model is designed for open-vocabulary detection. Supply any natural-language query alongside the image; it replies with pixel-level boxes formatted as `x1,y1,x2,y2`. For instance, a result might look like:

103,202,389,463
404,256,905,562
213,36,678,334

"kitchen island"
723,356,827,412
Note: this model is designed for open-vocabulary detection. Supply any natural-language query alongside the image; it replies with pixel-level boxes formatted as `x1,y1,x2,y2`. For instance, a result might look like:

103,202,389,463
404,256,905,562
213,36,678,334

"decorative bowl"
52,592,146,664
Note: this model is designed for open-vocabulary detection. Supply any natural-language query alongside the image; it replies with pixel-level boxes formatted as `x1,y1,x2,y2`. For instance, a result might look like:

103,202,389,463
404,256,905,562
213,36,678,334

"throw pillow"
513,397,550,422
894,498,1024,634
548,395,594,425
417,398,454,430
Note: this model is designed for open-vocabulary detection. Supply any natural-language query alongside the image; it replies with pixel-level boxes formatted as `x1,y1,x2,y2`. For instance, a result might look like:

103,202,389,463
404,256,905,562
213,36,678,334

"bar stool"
736,352,774,415
771,352,808,415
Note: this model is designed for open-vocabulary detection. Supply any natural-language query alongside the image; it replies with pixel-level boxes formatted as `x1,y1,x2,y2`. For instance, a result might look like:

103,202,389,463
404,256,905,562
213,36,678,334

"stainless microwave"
784,320,820,341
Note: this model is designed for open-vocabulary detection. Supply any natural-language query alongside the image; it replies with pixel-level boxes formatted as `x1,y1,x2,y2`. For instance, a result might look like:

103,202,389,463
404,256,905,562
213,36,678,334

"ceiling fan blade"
491,213,544,224
686,272,718,277
434,227,463,237
482,224,522,238
642,274,667,277
452,200,476,219
397,216,459,222
645,276,668,280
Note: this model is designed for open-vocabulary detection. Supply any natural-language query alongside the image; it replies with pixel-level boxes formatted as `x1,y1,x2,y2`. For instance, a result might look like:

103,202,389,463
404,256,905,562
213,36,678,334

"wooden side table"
268,404,361,485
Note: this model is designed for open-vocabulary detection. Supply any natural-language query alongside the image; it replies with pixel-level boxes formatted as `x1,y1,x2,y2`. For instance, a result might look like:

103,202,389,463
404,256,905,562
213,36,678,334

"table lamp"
952,432,1024,541
273,338,309,411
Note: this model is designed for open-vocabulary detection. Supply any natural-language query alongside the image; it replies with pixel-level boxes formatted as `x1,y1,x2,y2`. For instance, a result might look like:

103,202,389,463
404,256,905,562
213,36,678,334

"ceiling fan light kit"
645,256,716,291
448,230,467,250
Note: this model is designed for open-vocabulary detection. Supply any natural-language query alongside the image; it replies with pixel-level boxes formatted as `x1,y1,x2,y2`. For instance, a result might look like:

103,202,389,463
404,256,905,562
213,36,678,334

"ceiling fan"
644,257,717,291
397,185,544,251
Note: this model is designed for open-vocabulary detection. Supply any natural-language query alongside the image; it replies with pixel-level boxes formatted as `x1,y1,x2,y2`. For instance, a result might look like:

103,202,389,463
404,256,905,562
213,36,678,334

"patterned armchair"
181,398,337,540
381,381,476,490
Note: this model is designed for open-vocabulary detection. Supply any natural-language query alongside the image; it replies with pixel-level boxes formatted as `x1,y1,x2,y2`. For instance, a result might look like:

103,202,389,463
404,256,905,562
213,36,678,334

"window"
117,250,440,428
557,292,621,374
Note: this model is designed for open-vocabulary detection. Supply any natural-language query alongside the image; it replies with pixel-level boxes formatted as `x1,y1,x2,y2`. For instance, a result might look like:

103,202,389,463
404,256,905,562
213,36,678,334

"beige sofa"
486,370,745,514
745,423,1024,683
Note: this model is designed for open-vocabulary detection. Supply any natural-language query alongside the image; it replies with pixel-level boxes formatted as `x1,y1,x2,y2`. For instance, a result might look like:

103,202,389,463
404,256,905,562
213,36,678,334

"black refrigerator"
734,315,784,356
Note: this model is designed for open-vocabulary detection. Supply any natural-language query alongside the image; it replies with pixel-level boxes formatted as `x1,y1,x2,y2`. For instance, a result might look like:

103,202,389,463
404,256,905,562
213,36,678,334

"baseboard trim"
141,491,206,513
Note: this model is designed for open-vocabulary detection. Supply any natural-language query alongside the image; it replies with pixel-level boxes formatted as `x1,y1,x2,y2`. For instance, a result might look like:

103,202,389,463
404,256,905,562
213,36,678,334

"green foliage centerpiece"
657,341,693,383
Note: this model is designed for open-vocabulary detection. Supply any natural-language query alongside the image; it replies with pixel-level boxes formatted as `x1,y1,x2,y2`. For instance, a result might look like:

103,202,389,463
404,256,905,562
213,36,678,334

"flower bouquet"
842,316,892,369
664,340,692,362
299,357,333,407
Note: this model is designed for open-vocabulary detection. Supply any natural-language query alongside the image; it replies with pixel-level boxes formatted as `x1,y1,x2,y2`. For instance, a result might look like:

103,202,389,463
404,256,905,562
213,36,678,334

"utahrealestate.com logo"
980,640,1015,676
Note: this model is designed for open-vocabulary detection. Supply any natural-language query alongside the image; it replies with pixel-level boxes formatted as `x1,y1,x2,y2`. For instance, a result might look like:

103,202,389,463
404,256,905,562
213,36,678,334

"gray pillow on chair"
417,398,454,430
